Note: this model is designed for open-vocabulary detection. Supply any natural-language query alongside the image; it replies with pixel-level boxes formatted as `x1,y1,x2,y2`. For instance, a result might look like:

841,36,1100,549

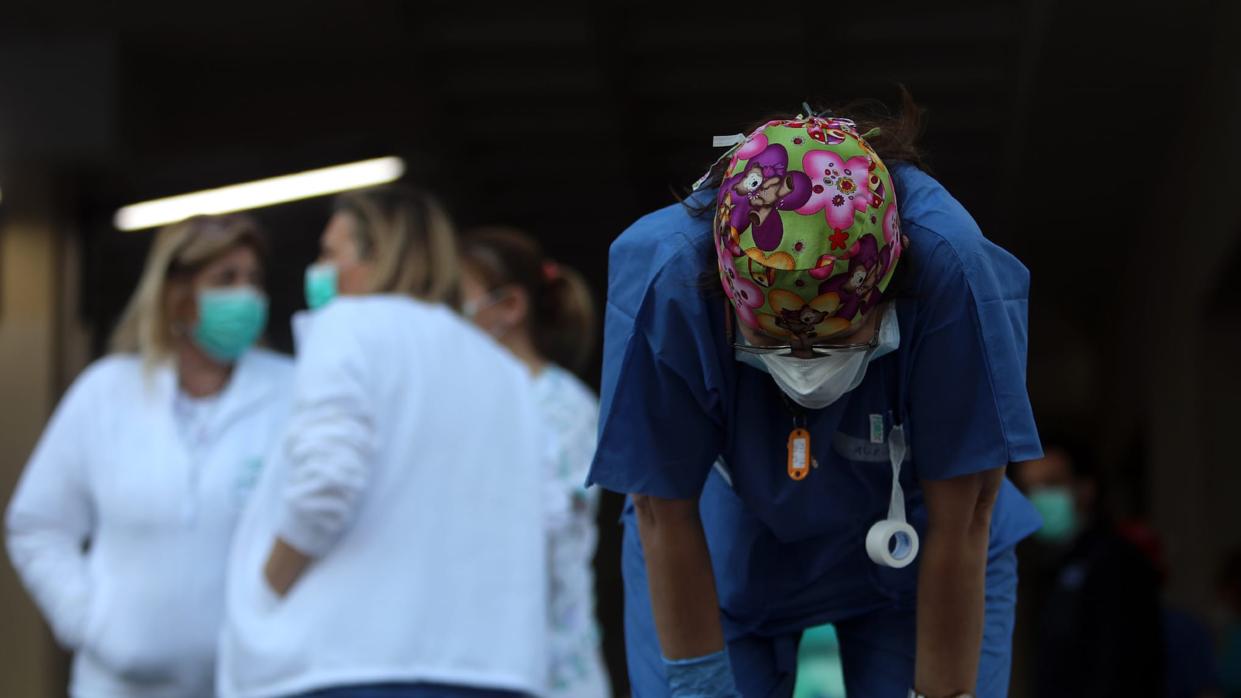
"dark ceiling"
3,0,1064,364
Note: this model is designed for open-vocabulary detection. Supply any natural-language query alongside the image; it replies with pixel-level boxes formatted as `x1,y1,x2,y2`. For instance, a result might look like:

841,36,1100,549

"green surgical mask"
1029,486,1079,544
192,287,269,363
304,262,338,310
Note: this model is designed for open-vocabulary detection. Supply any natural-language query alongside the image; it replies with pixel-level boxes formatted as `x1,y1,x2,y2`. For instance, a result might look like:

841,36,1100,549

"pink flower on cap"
796,150,875,232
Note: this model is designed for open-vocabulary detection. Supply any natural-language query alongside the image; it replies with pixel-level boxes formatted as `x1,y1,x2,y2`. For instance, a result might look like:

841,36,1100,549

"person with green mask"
5,214,294,698
1011,432,1164,697
219,186,550,698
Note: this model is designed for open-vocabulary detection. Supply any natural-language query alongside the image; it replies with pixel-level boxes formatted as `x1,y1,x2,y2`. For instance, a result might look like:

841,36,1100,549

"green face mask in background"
1029,486,1080,544
304,262,338,310
192,286,269,363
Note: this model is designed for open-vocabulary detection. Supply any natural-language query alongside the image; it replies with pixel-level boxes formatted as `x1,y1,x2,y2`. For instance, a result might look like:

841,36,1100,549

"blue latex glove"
663,649,742,697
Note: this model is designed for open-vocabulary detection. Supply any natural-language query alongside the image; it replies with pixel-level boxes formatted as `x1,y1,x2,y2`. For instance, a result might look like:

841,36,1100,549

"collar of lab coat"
151,348,283,432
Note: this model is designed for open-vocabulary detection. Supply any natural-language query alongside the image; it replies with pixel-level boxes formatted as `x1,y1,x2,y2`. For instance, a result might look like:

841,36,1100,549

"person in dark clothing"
1115,520,1223,698
1219,550,1241,698
1012,434,1164,697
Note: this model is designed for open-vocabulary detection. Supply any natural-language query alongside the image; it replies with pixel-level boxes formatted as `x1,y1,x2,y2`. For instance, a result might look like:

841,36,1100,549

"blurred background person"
1112,520,1223,698
459,226,611,698
1012,431,1164,698
219,187,548,698
5,215,293,698
1219,549,1241,698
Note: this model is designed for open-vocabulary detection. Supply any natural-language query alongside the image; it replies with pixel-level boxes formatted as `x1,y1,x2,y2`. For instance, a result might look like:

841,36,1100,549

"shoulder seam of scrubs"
605,224,706,326
633,324,724,427
605,297,637,322
588,329,723,497
906,233,976,335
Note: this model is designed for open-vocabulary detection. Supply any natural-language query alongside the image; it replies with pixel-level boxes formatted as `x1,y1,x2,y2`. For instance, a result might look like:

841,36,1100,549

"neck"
175,340,234,397
502,330,547,376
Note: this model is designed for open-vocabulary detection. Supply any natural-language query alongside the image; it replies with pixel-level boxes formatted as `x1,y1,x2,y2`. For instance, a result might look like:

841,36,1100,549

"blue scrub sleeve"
906,235,1042,481
588,210,728,499
588,323,723,499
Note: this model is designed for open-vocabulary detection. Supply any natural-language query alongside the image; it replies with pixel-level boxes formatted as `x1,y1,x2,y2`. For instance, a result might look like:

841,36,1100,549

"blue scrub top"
589,164,1044,636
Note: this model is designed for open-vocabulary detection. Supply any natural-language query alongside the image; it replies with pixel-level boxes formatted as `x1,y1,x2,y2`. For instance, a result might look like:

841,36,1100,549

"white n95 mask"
736,307,900,410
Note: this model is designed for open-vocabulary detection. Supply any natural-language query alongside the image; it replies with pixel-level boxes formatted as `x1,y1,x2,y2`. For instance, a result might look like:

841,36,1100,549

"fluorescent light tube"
114,156,405,231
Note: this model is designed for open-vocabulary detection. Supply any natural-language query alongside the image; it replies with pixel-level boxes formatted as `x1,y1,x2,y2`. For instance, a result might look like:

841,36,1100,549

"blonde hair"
333,185,461,307
109,214,267,366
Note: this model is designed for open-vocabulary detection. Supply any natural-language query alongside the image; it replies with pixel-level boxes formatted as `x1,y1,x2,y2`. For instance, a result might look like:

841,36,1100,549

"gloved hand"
663,648,742,697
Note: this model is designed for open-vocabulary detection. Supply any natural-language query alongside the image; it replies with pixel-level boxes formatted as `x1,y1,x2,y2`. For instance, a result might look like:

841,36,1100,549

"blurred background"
2,0,1239,696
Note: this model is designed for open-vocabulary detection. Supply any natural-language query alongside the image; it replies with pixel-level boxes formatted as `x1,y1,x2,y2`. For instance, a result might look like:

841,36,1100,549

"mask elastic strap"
463,287,511,319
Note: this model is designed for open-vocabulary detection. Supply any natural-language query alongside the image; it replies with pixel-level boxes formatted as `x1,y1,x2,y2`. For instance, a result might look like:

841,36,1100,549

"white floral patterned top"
536,365,611,698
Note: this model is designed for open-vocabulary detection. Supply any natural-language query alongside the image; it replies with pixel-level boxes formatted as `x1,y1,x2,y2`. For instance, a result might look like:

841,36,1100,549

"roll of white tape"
865,519,920,568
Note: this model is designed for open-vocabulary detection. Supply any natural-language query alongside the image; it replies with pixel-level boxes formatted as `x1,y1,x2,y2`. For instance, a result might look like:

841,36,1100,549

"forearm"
915,519,990,695
633,494,726,659
915,467,1003,697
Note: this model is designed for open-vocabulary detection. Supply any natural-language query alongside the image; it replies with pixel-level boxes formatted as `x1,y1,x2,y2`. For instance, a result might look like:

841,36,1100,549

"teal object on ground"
794,624,846,698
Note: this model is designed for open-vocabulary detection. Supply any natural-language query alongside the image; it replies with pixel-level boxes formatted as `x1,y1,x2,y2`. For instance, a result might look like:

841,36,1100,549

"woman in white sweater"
5,215,294,698
460,227,611,698
219,186,548,698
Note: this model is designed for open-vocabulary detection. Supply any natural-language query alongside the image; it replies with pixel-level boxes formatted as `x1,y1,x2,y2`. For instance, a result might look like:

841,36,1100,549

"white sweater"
5,349,294,698
218,296,548,698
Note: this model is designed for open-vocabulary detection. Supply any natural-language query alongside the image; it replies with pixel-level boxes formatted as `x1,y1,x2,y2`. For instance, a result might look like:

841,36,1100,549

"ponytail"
537,262,596,373
460,227,597,374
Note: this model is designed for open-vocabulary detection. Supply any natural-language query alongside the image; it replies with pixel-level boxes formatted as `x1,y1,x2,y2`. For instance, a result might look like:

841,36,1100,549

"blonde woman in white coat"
219,186,548,698
5,215,295,698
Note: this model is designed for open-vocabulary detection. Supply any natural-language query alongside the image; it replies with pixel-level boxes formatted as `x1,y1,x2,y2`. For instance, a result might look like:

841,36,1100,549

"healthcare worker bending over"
6,215,292,698
588,104,1043,698
460,227,612,698
219,186,548,698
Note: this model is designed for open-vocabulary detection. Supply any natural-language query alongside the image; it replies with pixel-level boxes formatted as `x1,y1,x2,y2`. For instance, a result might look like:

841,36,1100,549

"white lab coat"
5,348,294,698
219,296,548,698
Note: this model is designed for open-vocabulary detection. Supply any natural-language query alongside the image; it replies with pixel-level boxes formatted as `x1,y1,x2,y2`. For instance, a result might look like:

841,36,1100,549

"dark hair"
688,86,926,211
1035,425,1102,482
460,226,596,374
